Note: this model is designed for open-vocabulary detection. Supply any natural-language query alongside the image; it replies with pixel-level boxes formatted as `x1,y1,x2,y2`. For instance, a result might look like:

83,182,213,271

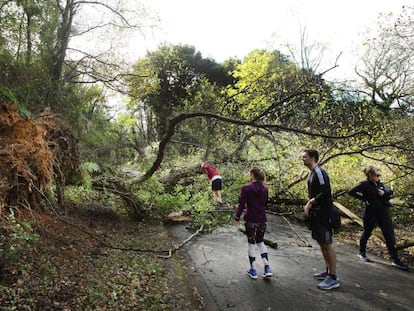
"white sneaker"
357,252,370,262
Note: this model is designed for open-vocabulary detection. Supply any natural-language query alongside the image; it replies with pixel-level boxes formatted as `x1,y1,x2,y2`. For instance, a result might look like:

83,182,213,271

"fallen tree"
92,176,147,220
333,202,363,227
334,202,414,250
158,164,201,193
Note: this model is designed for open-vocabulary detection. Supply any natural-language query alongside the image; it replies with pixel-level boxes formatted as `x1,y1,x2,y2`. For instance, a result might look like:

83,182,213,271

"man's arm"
313,167,331,203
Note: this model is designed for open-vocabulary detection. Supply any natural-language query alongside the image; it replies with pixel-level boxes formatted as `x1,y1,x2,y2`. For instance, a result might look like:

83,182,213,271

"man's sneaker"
318,276,340,290
313,271,328,280
391,259,409,271
247,268,258,279
357,252,370,262
263,266,273,277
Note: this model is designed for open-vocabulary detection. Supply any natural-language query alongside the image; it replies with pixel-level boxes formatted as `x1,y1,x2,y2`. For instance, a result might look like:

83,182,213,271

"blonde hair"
250,166,266,183
362,165,381,181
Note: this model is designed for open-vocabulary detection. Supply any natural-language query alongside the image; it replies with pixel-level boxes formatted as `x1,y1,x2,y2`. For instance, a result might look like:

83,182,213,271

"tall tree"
0,0,155,116
226,49,358,136
127,44,234,138
356,6,414,113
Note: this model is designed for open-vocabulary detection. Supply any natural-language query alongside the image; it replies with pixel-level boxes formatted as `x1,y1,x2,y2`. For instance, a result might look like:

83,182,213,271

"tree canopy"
0,1,413,205
1,3,414,309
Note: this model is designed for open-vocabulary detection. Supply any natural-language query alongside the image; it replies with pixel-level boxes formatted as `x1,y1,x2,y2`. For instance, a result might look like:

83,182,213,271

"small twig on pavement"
266,210,311,247
280,215,312,247
158,225,204,259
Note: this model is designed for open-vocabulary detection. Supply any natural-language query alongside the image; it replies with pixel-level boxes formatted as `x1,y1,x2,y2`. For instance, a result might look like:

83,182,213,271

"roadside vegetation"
1,2,414,309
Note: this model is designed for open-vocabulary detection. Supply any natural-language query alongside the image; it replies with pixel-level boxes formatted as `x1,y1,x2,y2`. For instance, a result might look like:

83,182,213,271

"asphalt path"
169,213,414,311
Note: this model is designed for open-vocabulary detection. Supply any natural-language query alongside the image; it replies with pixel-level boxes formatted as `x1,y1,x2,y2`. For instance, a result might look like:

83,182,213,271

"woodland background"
0,1,414,309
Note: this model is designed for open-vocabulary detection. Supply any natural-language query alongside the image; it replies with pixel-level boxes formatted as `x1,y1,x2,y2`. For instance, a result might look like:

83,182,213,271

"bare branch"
136,112,369,184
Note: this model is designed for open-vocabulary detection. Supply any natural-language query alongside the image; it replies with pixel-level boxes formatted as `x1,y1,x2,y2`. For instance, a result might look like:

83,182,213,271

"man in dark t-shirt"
302,149,340,290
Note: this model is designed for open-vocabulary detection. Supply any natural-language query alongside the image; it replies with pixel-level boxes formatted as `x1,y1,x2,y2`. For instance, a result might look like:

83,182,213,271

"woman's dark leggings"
245,222,266,244
360,208,397,260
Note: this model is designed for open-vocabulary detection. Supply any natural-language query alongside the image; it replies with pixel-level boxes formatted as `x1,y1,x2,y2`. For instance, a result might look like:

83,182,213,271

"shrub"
0,210,39,264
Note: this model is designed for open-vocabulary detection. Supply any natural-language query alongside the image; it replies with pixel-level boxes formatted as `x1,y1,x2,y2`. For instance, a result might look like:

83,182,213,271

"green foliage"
68,87,127,166
127,43,233,138
0,1,124,166
134,177,165,204
153,187,190,214
228,49,292,119
65,160,123,209
0,86,18,103
188,194,216,229
187,192,233,232
81,161,101,175
391,205,414,227
0,45,57,113
67,161,100,189
0,210,39,264
65,185,95,206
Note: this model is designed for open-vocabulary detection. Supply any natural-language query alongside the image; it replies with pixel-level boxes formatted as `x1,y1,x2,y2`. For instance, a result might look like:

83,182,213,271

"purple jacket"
235,182,268,223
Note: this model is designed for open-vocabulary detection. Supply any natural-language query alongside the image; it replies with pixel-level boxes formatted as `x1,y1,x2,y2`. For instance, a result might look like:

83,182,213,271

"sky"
130,0,409,81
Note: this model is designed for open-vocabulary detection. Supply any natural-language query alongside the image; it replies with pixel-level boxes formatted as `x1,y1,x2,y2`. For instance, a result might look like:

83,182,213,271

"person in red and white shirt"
201,163,223,204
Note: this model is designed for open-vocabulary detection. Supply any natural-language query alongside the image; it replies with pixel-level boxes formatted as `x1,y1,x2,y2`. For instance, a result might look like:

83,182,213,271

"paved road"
169,214,414,311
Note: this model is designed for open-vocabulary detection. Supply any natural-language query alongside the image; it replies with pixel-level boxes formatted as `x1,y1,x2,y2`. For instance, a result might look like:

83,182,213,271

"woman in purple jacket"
234,166,272,279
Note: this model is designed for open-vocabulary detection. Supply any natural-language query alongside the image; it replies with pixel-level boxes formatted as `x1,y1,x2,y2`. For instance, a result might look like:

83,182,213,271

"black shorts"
309,209,332,243
211,178,222,191
311,222,333,244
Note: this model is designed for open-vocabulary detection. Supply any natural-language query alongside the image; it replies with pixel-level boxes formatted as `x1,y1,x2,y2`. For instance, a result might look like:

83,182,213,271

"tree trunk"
333,202,413,250
159,164,201,193
333,202,363,227
92,177,147,220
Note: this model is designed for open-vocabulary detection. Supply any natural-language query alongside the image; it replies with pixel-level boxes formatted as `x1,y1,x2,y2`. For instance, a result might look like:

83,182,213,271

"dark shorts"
245,222,266,244
311,222,333,244
211,178,222,191
309,209,332,244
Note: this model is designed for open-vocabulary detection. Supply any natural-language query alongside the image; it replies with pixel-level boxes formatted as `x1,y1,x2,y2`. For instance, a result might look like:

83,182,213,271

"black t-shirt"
307,166,333,211
307,166,333,225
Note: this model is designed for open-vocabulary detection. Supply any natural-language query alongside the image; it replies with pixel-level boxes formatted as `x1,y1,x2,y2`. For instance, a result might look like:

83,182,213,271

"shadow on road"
169,213,414,311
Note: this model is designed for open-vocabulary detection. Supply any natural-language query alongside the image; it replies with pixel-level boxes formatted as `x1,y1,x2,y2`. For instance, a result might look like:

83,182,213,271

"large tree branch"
275,144,414,197
136,112,368,184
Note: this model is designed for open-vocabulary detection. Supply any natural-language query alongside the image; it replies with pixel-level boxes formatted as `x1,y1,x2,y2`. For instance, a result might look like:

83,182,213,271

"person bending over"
201,163,223,204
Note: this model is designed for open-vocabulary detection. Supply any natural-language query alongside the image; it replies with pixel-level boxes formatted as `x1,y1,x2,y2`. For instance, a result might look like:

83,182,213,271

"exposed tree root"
0,102,79,211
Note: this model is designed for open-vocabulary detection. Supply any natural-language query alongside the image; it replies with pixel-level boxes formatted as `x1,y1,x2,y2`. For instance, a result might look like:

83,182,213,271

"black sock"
329,273,337,280
249,256,256,269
